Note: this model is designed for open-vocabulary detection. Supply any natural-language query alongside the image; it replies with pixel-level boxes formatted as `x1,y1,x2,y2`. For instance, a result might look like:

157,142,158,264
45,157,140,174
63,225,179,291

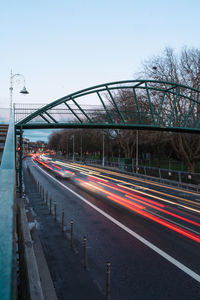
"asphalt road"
24,156,200,299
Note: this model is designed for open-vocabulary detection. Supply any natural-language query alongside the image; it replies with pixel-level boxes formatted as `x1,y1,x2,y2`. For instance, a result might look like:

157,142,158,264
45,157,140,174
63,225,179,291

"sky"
1,0,200,141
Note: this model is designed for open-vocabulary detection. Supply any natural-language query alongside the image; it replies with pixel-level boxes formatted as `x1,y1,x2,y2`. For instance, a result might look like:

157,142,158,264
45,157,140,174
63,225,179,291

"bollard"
70,220,74,248
106,262,111,300
65,224,67,239
83,236,87,270
50,197,52,215
46,191,48,205
54,202,57,221
62,211,64,232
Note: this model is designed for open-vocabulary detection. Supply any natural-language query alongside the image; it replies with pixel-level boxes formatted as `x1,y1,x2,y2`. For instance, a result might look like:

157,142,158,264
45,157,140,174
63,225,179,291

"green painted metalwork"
145,82,156,125
97,91,113,123
182,101,196,127
105,85,125,124
45,111,58,123
39,113,50,123
165,84,178,92
168,86,180,126
15,80,200,133
0,110,15,300
195,117,200,129
71,96,92,123
64,101,82,123
15,122,200,134
156,92,166,125
132,88,142,124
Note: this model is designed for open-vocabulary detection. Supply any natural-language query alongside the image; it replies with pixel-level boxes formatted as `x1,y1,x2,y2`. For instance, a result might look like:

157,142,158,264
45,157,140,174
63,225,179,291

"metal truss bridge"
15,80,200,133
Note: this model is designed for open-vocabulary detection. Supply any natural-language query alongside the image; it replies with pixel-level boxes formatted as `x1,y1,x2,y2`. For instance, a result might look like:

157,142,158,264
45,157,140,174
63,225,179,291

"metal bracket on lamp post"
9,70,29,115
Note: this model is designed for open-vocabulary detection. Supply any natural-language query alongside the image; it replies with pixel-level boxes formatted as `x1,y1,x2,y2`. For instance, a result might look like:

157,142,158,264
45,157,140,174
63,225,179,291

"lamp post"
72,135,75,161
136,130,139,173
9,70,29,114
10,70,29,197
80,134,83,161
102,133,105,167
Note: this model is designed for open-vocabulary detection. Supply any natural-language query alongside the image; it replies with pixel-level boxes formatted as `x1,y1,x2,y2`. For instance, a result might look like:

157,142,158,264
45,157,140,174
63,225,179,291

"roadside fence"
63,157,200,192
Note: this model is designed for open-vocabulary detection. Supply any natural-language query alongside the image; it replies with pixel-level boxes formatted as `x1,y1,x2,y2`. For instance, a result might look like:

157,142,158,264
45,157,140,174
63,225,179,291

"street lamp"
136,130,139,173
102,133,105,167
9,70,29,113
80,134,83,161
71,135,75,161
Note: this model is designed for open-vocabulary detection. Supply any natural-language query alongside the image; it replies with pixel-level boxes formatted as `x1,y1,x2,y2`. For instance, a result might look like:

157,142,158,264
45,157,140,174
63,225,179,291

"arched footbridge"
15,80,200,132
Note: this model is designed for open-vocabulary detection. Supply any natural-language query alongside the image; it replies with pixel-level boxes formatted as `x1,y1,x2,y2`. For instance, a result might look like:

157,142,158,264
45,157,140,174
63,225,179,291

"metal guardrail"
0,110,15,300
63,156,200,192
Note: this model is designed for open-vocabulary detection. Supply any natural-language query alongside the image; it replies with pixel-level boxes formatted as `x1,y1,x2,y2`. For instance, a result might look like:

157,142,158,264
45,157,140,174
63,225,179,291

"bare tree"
140,47,200,172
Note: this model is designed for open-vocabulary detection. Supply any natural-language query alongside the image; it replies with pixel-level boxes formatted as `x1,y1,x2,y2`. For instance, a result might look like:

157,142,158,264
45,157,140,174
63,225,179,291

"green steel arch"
15,80,200,133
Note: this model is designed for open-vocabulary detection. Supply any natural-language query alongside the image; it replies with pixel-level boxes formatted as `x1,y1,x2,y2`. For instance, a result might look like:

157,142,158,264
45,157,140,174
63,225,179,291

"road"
24,156,200,299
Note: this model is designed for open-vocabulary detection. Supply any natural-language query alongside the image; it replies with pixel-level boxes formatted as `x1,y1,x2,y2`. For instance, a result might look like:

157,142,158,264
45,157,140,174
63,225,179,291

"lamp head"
20,86,29,94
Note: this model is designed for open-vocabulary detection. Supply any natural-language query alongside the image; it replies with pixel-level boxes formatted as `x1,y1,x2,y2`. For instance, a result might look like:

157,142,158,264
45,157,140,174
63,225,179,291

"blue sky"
1,0,200,141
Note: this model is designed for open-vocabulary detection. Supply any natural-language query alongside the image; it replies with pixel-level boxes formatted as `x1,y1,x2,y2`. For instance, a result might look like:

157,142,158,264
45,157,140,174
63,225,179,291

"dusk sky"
1,0,200,141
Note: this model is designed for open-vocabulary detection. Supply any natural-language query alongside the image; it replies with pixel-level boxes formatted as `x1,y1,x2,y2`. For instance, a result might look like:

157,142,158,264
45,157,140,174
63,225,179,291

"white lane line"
32,160,200,283
147,210,200,235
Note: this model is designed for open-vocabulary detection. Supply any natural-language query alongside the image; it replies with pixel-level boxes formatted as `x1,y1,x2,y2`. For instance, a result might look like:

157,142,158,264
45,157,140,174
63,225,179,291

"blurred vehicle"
54,169,74,179
41,155,51,162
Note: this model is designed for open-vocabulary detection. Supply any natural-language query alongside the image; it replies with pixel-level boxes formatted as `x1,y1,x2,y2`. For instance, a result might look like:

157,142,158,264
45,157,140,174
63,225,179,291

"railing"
0,110,16,299
62,155,200,192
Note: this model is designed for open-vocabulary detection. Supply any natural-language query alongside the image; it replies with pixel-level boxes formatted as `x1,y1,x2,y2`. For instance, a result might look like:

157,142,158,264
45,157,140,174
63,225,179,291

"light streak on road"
36,158,200,214
117,184,200,214
34,158,200,242
88,175,200,214
52,164,61,169
125,195,200,227
88,177,200,226
53,161,200,209
32,159,200,283
73,162,200,197
75,178,200,243
107,195,200,243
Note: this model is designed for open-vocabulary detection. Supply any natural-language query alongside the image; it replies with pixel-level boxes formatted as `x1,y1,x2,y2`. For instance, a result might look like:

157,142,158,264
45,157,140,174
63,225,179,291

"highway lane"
36,156,200,239
25,156,200,299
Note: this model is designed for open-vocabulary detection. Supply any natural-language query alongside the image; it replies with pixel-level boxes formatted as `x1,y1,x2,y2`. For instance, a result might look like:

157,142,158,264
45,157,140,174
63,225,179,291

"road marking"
32,160,200,283
148,210,200,235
